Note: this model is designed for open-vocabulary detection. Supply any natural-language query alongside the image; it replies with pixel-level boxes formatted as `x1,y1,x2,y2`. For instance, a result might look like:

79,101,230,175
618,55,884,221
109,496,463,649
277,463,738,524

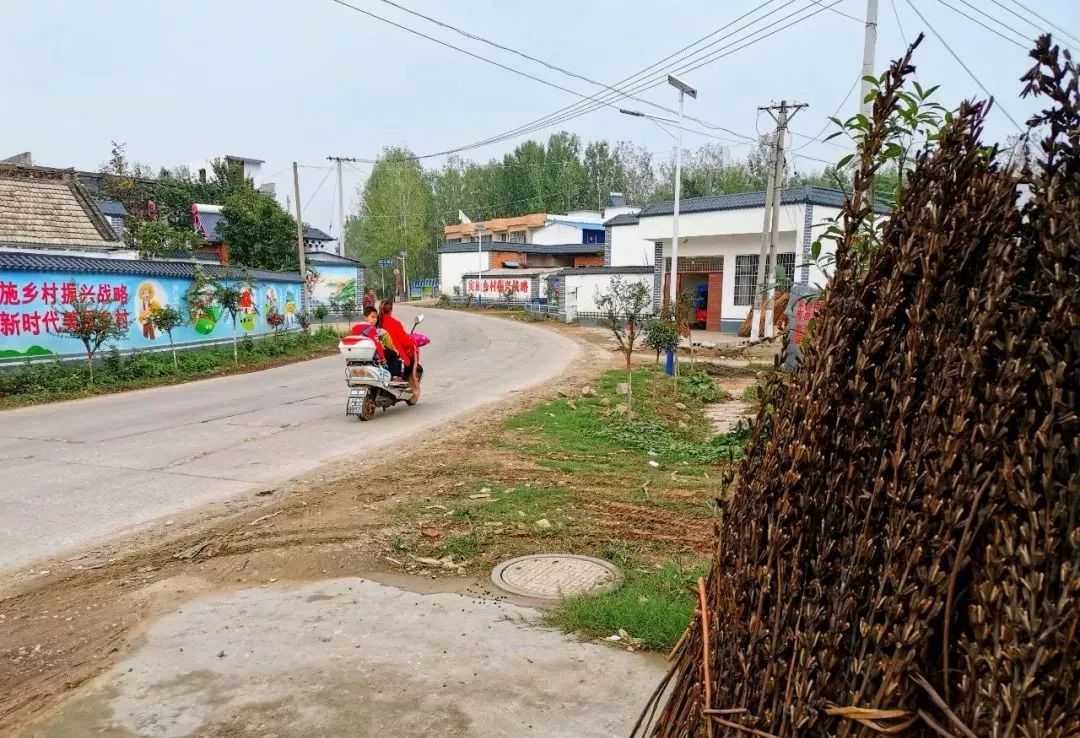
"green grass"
542,558,708,651
450,485,575,525
0,328,342,408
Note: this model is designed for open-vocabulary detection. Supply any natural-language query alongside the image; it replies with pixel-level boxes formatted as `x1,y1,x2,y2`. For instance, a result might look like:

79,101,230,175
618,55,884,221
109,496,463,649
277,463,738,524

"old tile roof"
636,186,892,217
0,251,303,283
0,166,122,247
603,213,640,227
94,199,128,218
304,226,334,242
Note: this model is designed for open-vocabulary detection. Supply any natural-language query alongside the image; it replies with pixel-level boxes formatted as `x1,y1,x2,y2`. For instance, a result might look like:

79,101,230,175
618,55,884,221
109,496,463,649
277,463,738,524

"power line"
411,0,847,159
303,167,332,211
1004,0,1080,48
903,0,1024,131
342,0,794,151
931,0,1029,49
807,0,864,23
793,75,862,151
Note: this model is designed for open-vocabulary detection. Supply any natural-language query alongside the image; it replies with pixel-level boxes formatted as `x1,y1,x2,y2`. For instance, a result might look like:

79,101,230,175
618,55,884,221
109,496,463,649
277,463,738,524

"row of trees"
346,131,860,283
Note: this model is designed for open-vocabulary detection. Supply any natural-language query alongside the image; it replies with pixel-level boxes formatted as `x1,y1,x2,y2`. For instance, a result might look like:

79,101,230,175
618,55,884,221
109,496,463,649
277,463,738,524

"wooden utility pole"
292,162,307,310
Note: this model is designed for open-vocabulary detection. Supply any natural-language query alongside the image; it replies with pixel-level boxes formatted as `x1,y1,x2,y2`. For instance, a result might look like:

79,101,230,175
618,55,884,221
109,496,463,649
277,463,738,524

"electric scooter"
338,315,426,421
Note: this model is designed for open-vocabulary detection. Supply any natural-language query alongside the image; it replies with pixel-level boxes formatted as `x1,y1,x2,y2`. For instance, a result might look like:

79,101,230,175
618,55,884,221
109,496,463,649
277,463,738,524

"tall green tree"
353,147,436,281
218,187,299,270
583,140,627,211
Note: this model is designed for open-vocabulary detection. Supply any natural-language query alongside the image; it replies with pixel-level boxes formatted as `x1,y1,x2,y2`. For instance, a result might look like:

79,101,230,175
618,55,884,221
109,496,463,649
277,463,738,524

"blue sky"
3,0,1076,233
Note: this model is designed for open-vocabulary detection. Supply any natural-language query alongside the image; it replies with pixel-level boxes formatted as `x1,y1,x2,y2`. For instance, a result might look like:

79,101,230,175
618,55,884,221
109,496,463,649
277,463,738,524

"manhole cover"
491,554,622,600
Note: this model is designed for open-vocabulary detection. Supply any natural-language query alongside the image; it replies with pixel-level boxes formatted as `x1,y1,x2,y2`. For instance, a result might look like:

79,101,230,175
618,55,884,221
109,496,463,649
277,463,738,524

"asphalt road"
0,307,578,571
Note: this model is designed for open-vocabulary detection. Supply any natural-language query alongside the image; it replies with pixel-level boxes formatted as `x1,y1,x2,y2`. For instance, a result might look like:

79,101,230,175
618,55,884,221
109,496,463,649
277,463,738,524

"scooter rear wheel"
358,393,376,421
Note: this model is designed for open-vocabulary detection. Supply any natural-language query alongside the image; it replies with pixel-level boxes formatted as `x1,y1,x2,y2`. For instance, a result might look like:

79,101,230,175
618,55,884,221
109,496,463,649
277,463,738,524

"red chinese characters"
0,282,17,306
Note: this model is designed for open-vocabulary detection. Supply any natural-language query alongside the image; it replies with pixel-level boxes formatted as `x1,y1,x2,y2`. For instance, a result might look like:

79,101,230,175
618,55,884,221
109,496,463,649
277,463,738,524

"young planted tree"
643,301,681,365
212,281,242,365
58,291,129,385
502,284,519,308
149,304,185,370
595,276,651,417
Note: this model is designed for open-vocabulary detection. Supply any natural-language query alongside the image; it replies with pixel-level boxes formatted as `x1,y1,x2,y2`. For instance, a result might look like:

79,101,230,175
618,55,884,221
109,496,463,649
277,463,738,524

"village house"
0,163,130,259
605,186,889,334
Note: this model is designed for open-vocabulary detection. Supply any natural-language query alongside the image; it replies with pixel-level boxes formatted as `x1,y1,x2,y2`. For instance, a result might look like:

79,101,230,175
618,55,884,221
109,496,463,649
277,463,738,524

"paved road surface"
0,308,577,570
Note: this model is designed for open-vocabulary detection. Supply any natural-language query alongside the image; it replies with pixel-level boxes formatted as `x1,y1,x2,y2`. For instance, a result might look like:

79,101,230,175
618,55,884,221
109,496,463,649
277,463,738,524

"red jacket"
349,323,386,363
380,314,416,366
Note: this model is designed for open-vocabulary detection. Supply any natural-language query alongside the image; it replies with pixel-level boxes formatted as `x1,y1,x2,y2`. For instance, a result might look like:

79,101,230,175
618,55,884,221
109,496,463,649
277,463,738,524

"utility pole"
327,156,364,257
292,162,307,310
751,101,806,341
859,0,879,118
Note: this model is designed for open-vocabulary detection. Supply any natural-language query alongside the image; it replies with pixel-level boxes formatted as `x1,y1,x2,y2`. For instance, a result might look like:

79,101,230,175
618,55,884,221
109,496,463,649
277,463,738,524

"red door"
706,272,723,332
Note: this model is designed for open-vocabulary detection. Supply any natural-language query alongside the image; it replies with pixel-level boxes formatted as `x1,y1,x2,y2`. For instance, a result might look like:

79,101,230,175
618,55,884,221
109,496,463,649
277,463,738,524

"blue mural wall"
0,269,304,361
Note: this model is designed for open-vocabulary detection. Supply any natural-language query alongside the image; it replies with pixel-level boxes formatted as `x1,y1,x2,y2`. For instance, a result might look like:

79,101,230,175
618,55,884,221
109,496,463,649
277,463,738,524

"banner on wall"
0,271,303,361
465,278,530,299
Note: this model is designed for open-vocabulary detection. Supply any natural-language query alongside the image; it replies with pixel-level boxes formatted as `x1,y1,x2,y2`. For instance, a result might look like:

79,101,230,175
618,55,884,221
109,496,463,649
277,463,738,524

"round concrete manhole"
491,554,622,600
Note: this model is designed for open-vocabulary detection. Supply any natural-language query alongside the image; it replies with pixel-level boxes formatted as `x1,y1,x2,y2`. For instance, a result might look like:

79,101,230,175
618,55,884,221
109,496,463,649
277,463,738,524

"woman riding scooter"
377,300,420,401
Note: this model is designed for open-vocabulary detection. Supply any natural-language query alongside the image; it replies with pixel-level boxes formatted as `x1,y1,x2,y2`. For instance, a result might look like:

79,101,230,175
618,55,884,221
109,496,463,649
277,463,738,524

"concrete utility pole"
751,101,806,341
859,0,879,118
292,162,307,309
327,156,364,257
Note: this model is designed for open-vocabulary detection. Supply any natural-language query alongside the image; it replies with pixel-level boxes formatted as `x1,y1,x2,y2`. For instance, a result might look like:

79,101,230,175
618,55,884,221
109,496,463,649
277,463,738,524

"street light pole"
665,74,696,375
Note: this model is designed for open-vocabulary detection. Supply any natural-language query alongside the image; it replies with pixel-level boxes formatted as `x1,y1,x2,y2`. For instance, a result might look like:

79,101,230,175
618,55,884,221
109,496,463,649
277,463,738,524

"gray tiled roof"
0,251,302,283
94,199,129,218
554,265,654,276
603,213,640,227
305,250,365,267
0,167,121,247
304,226,334,242
636,186,891,217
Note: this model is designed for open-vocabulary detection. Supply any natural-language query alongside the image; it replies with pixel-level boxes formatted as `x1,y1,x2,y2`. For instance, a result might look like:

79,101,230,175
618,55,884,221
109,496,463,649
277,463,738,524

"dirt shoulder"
0,319,763,735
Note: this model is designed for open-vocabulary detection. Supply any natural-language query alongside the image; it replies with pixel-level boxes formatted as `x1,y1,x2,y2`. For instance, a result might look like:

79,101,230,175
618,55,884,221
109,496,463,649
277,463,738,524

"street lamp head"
619,108,645,117
667,74,697,99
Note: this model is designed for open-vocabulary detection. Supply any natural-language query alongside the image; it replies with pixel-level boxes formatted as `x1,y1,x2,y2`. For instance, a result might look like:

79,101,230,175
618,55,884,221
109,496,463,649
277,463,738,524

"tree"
353,147,436,279
644,306,681,365
211,281,242,365
124,217,208,259
595,276,651,417
218,187,299,271
149,304,185,370
58,291,128,384
584,140,628,211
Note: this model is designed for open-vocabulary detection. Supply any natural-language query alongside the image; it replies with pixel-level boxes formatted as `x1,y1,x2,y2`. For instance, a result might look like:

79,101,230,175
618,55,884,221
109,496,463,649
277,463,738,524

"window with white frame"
507,230,525,243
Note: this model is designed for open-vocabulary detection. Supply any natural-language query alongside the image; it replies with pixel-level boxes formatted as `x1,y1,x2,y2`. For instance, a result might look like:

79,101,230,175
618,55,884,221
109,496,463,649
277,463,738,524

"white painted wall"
637,203,807,241
439,250,490,295
609,224,653,266
557,210,603,223
602,205,639,222
531,222,583,245
563,272,654,314
658,232,799,325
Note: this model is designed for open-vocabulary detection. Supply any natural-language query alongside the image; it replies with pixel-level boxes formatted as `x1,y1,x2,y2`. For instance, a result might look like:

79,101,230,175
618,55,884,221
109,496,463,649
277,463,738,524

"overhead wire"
407,0,849,159
1003,0,1080,48
931,0,1030,49
303,167,332,211
793,75,862,151
331,0,791,151
903,0,1024,131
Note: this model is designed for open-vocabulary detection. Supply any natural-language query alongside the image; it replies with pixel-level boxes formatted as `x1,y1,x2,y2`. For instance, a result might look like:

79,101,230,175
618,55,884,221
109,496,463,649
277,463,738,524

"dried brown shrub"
635,37,1078,738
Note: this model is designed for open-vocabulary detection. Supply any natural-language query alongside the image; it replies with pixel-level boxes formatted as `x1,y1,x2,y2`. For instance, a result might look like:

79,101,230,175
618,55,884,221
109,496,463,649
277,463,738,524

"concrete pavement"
0,308,578,571
25,577,665,738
